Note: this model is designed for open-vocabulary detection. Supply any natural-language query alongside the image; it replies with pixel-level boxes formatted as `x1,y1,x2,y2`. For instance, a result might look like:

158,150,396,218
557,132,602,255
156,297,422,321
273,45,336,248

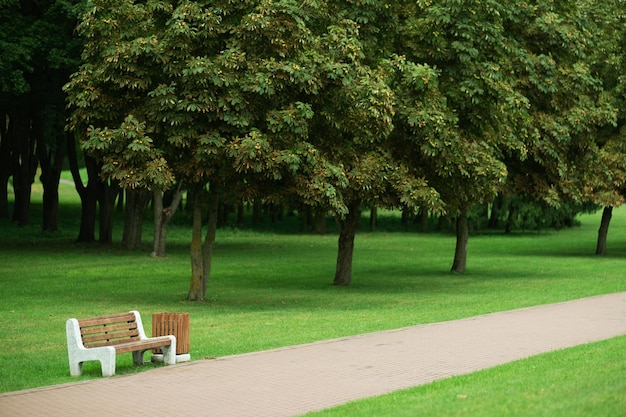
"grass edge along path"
302,334,626,417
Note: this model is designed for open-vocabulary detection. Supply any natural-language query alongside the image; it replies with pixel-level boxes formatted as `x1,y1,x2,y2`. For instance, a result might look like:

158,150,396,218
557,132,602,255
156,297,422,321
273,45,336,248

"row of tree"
3,0,626,300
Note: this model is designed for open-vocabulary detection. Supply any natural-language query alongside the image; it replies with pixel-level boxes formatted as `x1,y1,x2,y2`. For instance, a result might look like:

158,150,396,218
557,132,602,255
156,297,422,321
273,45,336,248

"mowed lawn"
1,179,625,416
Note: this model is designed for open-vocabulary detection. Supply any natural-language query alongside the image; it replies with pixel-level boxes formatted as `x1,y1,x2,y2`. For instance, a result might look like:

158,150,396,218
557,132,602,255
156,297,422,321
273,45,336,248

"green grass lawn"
1,180,625,416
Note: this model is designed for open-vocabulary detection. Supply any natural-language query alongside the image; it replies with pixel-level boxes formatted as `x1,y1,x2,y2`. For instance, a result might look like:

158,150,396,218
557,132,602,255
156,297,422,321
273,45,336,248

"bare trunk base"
97,180,120,244
188,184,219,301
451,208,469,273
122,188,151,249
334,201,361,286
369,207,377,232
41,187,60,232
313,211,328,234
596,206,612,255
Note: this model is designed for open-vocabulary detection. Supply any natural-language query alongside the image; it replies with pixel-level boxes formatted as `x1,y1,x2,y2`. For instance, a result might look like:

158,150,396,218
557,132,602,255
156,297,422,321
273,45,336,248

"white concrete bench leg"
66,318,117,376
99,351,117,377
161,338,177,365
132,350,145,366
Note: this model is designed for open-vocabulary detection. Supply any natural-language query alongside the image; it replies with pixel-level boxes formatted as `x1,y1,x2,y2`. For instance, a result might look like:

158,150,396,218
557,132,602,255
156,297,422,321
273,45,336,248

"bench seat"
66,310,177,377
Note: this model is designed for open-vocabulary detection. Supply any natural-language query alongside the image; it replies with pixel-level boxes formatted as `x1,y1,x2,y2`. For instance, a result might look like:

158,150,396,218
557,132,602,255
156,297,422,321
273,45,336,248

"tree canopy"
65,0,406,298
56,0,626,296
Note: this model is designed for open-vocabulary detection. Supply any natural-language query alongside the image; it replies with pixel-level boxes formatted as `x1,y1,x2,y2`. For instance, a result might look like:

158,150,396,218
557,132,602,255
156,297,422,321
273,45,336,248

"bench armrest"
130,310,149,340
66,318,85,350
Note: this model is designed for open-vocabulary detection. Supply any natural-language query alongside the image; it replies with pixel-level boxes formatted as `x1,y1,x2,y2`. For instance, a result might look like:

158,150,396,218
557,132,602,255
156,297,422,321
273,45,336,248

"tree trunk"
188,184,220,301
252,200,262,224
152,184,183,258
11,105,37,227
401,208,410,231
436,214,446,231
333,200,361,286
152,190,166,257
451,208,469,273
122,188,151,249
300,206,312,232
78,189,97,242
0,110,13,219
68,145,98,243
488,194,503,229
369,206,377,232
505,204,516,234
596,206,612,255
37,116,66,233
418,209,429,233
313,210,328,234
188,189,204,301
201,186,219,299
236,203,244,228
97,179,120,244
41,174,61,232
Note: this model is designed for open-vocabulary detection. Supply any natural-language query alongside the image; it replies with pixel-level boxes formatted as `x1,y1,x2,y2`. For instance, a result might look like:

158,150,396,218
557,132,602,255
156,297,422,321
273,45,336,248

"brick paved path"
1,292,625,417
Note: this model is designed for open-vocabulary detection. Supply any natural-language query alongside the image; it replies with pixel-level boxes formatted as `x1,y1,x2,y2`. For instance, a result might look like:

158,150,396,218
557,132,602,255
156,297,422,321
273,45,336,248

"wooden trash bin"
151,312,190,363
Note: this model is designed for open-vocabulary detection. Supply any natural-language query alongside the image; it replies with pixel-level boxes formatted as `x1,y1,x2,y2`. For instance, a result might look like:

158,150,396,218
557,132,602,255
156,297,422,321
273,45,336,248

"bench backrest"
78,312,141,348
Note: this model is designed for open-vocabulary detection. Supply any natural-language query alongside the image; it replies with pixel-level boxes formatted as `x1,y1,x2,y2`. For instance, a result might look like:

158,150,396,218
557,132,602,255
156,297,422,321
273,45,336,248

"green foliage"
85,115,174,189
503,0,618,205
470,196,597,233
65,0,404,217
61,0,626,221
393,1,527,214
0,0,84,95
575,0,626,207
391,0,620,216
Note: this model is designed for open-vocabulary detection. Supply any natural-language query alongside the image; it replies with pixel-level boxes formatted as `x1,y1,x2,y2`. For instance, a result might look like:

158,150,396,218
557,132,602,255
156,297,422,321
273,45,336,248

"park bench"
66,310,177,377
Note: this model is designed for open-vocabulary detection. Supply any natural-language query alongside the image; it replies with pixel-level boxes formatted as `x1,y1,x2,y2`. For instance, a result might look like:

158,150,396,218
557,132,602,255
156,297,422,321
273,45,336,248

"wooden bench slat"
87,336,141,348
82,329,140,345
114,337,172,354
78,313,136,327
80,322,139,336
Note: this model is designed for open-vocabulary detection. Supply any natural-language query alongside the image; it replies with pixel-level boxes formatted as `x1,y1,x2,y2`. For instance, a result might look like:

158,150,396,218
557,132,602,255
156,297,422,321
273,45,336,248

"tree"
503,0,616,209
577,0,626,255
299,21,397,286
394,0,617,272
0,0,83,229
396,1,530,272
309,1,447,286
67,0,398,300
328,53,449,286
